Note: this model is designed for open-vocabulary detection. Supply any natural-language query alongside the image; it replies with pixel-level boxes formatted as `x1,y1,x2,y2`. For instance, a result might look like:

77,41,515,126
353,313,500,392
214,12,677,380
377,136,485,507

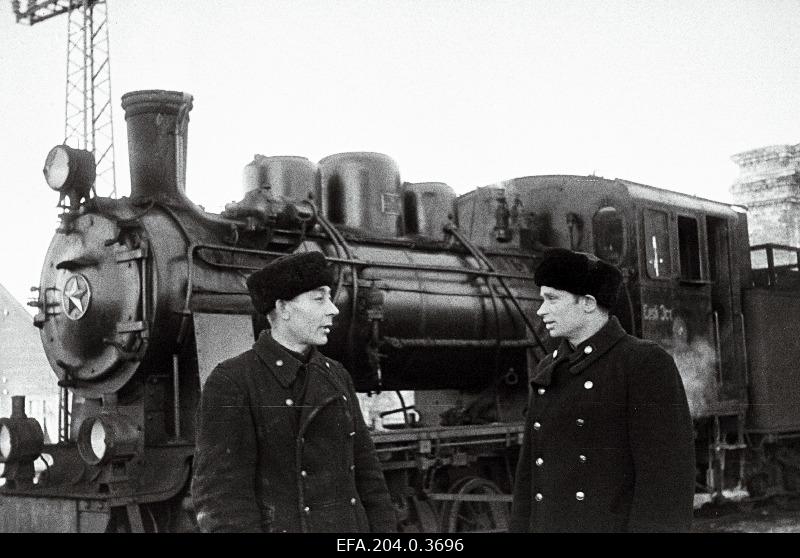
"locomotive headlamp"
0,397,45,463
77,412,141,466
0,420,45,462
43,144,96,209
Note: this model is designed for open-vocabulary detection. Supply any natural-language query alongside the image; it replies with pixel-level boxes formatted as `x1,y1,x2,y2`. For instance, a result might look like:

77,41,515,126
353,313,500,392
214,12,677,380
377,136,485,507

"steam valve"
494,196,512,243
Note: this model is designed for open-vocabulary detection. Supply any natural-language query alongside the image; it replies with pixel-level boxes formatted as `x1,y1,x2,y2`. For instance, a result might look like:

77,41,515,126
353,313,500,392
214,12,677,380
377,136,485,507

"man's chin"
315,334,329,346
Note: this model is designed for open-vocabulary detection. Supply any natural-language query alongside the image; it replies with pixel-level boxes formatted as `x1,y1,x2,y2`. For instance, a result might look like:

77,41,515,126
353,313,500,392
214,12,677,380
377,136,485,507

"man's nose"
326,299,340,316
536,303,546,316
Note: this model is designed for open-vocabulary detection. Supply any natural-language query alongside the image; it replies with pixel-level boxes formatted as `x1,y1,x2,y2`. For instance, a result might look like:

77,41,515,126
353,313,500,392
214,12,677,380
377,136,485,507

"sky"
1,0,799,310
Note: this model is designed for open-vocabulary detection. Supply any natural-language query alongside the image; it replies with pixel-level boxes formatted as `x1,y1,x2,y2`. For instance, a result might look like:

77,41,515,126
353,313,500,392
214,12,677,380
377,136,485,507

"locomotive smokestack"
10,395,26,419
121,90,194,203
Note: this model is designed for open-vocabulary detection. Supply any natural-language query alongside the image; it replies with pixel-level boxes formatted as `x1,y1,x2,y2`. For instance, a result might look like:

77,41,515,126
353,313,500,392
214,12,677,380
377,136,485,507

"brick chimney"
730,144,800,255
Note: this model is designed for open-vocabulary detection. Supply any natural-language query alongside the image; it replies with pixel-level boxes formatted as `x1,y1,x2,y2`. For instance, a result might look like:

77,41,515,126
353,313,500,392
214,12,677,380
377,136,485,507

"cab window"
678,215,702,280
593,206,625,265
644,209,672,279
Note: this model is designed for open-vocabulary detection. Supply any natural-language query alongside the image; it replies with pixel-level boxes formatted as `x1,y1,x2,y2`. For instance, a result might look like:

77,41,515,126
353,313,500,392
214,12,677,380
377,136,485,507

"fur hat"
534,248,623,310
246,251,335,314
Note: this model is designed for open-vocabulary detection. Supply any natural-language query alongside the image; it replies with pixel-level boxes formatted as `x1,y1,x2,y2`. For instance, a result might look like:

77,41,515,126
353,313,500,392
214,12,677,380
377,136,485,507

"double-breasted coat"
191,331,397,533
510,316,695,532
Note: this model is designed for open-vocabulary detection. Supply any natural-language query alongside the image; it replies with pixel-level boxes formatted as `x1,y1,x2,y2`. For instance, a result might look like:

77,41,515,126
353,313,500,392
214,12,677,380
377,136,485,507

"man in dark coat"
510,248,695,533
191,251,398,533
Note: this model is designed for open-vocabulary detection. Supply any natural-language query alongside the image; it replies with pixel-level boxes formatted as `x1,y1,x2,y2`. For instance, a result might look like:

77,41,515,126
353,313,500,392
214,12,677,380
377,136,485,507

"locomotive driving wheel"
440,477,510,533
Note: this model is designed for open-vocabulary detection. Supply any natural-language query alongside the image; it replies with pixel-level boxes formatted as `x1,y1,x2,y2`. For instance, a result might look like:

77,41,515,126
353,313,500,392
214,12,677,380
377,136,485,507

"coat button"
576,491,585,501
537,387,546,395
342,395,348,402
276,360,284,366
350,464,356,471
535,457,544,466
533,422,541,430
325,362,330,368
350,498,357,506
535,493,543,502
584,381,593,389
579,455,587,463
300,470,307,478
576,418,585,427
285,398,294,406
552,350,558,358
349,431,356,437
583,346,593,355
303,506,310,514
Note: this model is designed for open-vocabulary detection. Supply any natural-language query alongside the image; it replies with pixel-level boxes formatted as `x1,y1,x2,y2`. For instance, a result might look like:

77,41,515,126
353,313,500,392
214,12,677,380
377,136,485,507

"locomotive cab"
458,175,752,496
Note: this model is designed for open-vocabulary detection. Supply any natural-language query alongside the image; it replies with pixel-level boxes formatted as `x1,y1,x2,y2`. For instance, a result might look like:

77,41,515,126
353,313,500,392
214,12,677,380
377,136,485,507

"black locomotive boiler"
1,89,799,532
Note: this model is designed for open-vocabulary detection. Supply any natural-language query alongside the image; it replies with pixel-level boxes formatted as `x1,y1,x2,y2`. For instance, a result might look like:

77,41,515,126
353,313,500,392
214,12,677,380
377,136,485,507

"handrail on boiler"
177,244,540,344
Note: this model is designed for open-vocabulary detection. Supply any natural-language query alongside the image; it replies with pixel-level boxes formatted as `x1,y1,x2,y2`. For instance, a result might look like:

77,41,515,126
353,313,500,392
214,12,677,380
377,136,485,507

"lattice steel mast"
12,0,117,198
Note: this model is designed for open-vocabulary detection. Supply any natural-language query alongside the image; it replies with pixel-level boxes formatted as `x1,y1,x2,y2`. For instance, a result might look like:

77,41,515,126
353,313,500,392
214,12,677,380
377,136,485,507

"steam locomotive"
0,89,798,532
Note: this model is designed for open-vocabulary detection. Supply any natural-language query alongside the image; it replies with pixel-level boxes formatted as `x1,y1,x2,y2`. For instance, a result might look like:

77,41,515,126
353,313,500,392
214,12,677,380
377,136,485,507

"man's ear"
582,294,599,313
275,299,291,320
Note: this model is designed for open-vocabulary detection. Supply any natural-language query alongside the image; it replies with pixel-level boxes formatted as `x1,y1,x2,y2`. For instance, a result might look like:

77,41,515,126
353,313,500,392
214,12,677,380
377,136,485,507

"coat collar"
253,329,320,389
253,330,346,438
531,315,627,386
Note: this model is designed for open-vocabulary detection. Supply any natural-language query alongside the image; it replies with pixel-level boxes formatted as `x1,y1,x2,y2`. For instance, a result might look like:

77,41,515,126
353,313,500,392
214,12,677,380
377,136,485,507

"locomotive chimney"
10,395,26,419
121,90,194,203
